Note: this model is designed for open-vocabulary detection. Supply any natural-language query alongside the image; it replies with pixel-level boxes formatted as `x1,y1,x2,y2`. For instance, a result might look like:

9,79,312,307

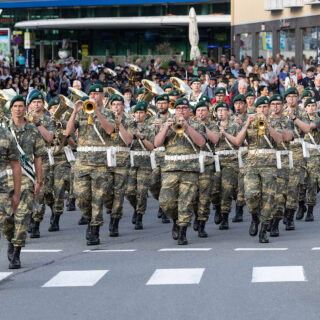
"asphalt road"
1,196,320,320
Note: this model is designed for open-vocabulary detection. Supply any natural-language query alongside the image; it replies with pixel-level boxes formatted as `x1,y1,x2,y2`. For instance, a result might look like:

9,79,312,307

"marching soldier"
210,87,227,122
66,84,114,245
126,101,155,229
212,102,240,230
193,100,219,237
225,96,283,243
104,94,135,237
155,97,206,245
4,95,45,268
47,97,76,232
27,90,55,238
148,93,172,223
187,78,203,108
245,91,256,114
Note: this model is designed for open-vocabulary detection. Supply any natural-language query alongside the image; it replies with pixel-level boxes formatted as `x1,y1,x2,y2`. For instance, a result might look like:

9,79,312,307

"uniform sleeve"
298,109,310,124
313,118,320,132
8,134,20,161
210,123,222,138
146,126,155,145
45,116,56,133
74,112,80,130
33,131,47,158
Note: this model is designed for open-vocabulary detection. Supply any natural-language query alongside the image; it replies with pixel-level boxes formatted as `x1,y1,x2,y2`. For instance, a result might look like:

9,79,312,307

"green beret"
109,94,124,104
255,96,269,107
28,90,44,105
269,94,283,103
245,91,255,98
137,88,145,95
10,94,26,109
163,84,173,90
169,90,180,97
104,91,109,98
233,94,246,103
200,95,210,103
215,102,229,112
301,90,312,99
174,97,190,108
214,87,226,96
155,94,169,103
284,87,299,97
80,95,89,102
304,97,316,107
133,101,148,113
195,100,209,110
48,97,60,110
190,77,201,85
88,84,103,95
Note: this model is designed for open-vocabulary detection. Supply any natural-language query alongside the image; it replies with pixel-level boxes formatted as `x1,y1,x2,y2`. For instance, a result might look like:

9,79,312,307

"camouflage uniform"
74,108,114,226
104,112,136,219
126,122,155,216
33,113,56,222
211,121,240,218
4,120,46,246
159,119,206,226
0,127,20,233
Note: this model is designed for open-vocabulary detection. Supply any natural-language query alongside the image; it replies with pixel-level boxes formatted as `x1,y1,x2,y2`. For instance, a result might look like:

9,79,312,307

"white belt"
47,147,54,166
290,138,309,158
154,147,165,152
307,143,320,150
238,147,248,169
200,151,215,158
165,154,199,161
0,169,7,178
276,150,293,170
106,146,130,167
215,150,237,156
78,146,107,152
290,138,304,145
248,149,276,155
114,146,130,153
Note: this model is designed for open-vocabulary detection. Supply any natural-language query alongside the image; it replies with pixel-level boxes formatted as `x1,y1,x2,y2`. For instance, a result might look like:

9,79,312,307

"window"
264,0,283,10
303,27,317,64
259,32,273,58
239,33,252,61
280,29,295,61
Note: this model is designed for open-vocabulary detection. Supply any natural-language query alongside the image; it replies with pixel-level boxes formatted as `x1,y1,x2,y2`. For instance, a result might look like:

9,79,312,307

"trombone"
83,100,95,125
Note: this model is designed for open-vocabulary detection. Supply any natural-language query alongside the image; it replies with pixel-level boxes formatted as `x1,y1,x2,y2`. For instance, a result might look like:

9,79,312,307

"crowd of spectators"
1,49,320,107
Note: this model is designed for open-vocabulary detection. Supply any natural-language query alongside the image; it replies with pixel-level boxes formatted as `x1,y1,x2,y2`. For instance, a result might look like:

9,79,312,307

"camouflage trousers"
126,166,152,215
103,166,129,219
33,160,54,222
0,192,12,234
306,156,320,206
159,171,199,227
244,166,277,224
51,161,71,216
4,181,33,247
69,160,76,200
149,165,162,201
273,168,290,219
212,163,239,213
236,167,246,206
193,164,214,221
286,157,307,210
74,162,112,226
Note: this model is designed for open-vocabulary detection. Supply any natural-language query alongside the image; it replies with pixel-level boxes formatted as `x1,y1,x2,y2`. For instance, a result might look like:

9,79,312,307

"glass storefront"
259,32,272,59
239,33,252,61
303,27,317,63
280,29,295,61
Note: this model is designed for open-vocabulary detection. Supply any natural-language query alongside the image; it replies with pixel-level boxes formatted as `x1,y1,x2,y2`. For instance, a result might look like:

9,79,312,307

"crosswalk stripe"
83,249,136,253
0,272,12,282
235,248,288,251
22,249,62,253
311,247,320,250
42,270,109,287
158,248,212,252
252,266,307,283
147,268,205,285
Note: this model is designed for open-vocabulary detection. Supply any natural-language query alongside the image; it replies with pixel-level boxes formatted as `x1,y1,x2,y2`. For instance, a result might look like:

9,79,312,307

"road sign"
13,36,22,45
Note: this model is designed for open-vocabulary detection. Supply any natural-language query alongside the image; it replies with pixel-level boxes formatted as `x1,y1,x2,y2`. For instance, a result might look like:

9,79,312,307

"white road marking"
146,268,205,285
83,249,136,253
22,249,62,253
42,270,109,287
252,266,307,283
158,248,212,252
235,248,288,251
0,272,12,282
311,247,320,250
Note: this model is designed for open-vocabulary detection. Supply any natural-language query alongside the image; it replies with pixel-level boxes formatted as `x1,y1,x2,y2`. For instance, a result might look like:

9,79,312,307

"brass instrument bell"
83,100,95,125
256,119,266,136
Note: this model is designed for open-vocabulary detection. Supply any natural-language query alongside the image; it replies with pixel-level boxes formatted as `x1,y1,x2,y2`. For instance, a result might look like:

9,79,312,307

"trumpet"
83,100,95,125
256,119,266,136
173,118,185,137
25,109,36,123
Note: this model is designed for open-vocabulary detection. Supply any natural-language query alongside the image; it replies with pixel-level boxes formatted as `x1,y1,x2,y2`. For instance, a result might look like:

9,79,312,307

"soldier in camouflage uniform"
245,91,256,114
66,84,115,245
27,90,56,238
284,87,311,228
148,93,172,223
193,100,219,237
303,97,320,221
155,97,206,245
211,102,240,230
47,97,76,232
224,96,284,243
104,94,135,237
4,95,45,269
268,94,294,237
210,87,227,122
126,101,155,229
187,78,204,109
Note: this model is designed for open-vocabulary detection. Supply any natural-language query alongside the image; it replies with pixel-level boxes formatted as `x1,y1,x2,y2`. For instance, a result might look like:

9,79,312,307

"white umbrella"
189,7,201,61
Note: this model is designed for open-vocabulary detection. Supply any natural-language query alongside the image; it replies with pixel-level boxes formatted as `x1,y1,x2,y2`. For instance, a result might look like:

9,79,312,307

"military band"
0,78,319,269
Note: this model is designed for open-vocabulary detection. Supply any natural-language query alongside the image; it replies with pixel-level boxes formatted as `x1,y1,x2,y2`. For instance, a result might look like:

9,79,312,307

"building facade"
231,0,320,65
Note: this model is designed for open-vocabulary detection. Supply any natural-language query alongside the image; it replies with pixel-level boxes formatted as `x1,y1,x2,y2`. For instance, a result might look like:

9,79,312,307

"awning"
14,14,231,29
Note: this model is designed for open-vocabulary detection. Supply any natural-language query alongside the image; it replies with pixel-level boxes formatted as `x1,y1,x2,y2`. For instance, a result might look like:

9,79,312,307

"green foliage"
81,56,91,70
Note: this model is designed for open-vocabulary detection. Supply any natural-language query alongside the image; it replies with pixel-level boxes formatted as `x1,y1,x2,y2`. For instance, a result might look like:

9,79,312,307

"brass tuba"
104,67,117,77
106,87,124,99
0,89,16,122
128,64,142,85
52,95,74,122
170,77,192,96
68,87,88,103
141,79,164,119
